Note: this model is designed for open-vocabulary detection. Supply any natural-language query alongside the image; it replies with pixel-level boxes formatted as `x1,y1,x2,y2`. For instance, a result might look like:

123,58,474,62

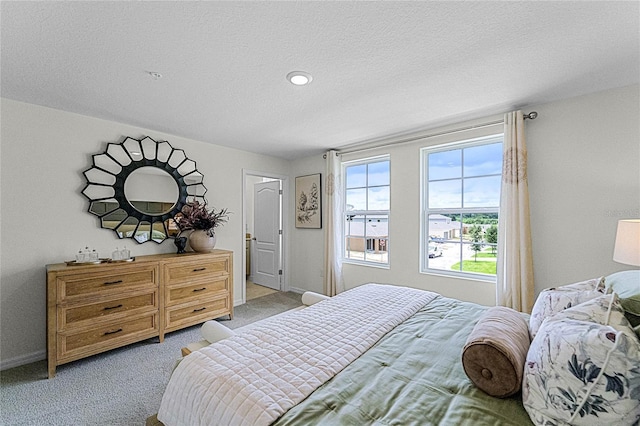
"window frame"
420,134,503,281
342,155,391,268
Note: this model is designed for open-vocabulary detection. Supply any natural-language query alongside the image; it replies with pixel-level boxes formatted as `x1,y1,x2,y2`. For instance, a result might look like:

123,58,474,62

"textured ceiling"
2,1,638,160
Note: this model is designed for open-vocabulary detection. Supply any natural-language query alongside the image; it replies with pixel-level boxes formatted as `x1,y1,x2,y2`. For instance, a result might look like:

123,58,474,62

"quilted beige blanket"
157,284,437,426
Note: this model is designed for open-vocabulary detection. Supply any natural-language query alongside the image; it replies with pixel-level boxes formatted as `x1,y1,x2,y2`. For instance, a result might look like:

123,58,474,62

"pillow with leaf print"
561,276,606,292
529,277,606,339
551,293,629,329
523,302,640,426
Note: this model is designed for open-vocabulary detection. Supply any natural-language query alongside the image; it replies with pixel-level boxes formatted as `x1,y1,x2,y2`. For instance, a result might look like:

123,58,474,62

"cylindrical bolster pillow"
200,320,235,344
462,306,531,398
301,291,331,306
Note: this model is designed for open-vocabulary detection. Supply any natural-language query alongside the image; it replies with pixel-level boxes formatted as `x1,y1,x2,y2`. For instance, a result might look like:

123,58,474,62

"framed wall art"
295,173,322,229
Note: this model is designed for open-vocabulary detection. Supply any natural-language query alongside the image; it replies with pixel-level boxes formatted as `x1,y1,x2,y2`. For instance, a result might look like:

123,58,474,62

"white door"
253,180,281,290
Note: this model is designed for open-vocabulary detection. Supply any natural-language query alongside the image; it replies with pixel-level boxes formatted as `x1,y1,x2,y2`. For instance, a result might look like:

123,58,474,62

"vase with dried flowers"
175,200,229,253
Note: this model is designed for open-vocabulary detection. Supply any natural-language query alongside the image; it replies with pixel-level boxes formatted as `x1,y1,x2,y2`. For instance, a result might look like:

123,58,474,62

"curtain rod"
324,111,537,158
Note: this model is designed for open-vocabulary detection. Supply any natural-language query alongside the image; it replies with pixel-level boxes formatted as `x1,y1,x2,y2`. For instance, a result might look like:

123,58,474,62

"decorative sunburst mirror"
81,136,207,244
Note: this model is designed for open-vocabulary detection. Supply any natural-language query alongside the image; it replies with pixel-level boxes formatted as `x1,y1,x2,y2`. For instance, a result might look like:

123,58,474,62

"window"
343,156,390,266
421,135,502,279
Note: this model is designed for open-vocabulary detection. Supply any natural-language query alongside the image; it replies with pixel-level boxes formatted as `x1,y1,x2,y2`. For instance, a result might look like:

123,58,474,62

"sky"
344,140,503,212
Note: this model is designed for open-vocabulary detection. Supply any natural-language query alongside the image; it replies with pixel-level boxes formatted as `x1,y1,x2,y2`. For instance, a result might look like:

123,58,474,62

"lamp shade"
613,219,640,266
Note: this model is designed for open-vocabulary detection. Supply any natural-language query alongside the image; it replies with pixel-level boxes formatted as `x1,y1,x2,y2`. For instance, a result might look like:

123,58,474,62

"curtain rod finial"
524,111,538,120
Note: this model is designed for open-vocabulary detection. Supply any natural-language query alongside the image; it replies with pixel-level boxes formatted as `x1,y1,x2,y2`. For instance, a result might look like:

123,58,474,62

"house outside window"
421,135,502,279
343,156,390,266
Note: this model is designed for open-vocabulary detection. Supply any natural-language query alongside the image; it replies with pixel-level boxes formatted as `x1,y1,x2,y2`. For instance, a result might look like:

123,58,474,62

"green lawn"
451,260,497,275
473,252,497,259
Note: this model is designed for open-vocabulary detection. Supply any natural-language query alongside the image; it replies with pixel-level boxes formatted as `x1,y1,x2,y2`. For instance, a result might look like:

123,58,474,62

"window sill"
343,259,390,270
420,268,496,284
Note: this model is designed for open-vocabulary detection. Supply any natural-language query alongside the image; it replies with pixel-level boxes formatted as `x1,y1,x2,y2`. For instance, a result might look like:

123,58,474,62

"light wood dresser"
46,250,233,378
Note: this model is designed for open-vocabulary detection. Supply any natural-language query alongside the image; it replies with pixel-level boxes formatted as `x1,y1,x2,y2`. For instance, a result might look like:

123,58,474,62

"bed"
151,277,640,426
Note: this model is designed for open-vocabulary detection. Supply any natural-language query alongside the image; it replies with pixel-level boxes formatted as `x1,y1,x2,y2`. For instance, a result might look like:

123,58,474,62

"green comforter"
273,296,533,426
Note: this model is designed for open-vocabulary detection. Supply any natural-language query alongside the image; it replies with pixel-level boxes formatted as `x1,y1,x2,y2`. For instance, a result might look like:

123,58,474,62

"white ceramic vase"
188,229,216,252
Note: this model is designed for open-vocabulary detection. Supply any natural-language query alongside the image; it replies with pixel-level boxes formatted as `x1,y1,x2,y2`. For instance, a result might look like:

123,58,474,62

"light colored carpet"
0,291,302,426
246,280,278,300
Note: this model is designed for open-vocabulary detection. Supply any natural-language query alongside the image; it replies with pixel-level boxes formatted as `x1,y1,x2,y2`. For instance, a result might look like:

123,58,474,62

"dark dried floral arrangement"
175,200,229,236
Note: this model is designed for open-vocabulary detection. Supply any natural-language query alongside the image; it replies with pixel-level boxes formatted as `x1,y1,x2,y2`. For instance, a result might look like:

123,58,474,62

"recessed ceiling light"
287,71,312,86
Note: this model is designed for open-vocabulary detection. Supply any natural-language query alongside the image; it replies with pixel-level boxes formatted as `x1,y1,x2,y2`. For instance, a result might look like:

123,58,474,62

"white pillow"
523,297,640,425
301,291,331,306
200,320,235,343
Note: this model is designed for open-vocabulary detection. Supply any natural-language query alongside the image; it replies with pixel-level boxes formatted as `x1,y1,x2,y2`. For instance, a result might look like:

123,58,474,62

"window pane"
345,214,365,261
365,215,389,264
345,214,364,236
427,240,461,272
429,180,461,208
463,143,503,177
346,188,366,211
346,164,366,188
458,214,498,275
429,150,461,180
344,215,366,260
428,214,462,242
368,160,390,186
365,215,388,240
463,176,501,208
368,186,389,210
343,156,390,266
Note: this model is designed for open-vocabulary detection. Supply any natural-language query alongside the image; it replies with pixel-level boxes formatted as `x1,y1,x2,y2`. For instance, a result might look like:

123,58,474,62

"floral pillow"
529,278,605,339
551,294,628,330
523,314,640,425
561,276,606,292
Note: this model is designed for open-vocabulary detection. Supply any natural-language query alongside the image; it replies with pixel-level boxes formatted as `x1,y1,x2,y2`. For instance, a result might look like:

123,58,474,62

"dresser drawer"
164,257,229,286
57,266,156,302
59,290,158,331
46,250,232,378
165,276,229,306
58,313,158,361
164,296,230,332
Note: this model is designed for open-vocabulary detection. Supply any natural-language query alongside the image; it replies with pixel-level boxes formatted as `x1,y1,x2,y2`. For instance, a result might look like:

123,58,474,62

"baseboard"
0,349,46,371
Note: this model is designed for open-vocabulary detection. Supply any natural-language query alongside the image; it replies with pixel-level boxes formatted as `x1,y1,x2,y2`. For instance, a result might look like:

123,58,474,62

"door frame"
241,169,289,304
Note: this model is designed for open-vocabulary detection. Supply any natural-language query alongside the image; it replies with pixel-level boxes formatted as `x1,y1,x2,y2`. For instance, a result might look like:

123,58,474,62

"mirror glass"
124,167,179,215
82,136,207,244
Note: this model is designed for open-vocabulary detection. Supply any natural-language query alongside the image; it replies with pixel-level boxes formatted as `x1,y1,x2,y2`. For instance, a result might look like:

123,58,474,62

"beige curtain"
496,111,535,312
323,150,345,296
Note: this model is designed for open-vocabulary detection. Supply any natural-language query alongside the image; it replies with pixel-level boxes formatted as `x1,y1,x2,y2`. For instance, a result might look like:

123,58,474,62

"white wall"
289,85,640,305
0,98,290,369
288,155,326,294
527,84,640,294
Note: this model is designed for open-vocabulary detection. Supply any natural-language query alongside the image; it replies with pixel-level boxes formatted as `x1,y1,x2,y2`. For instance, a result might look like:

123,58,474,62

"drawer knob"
104,279,123,286
104,328,123,336
192,267,206,272
104,304,123,310
192,307,206,313
193,287,206,292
